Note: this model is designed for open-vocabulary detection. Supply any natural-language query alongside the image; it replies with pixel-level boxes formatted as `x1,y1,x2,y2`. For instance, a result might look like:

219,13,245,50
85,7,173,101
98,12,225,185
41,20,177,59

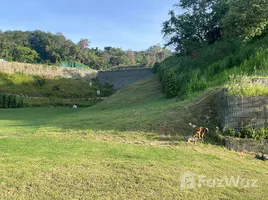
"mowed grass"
0,76,268,199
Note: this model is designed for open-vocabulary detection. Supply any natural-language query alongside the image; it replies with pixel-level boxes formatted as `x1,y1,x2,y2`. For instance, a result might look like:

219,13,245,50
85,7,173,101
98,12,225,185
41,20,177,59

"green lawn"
1,76,268,199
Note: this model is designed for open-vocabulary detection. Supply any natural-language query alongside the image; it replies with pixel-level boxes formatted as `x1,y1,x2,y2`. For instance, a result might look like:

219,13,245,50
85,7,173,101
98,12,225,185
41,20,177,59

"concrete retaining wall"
97,68,153,90
217,89,268,131
224,137,268,153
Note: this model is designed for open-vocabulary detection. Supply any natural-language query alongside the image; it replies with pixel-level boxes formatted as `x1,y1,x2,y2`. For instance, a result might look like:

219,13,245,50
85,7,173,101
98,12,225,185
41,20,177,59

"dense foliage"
0,93,23,108
223,0,268,40
0,30,171,70
162,0,228,54
162,0,267,53
157,0,268,98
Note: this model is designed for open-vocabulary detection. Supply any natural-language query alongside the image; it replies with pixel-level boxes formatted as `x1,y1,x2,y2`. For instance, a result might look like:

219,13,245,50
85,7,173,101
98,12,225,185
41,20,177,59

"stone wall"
217,89,268,131
97,68,153,90
224,137,268,153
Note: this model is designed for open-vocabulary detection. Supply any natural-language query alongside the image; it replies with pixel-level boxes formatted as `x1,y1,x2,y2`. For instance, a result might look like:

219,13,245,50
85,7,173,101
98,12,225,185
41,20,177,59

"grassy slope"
0,72,111,98
0,76,267,199
156,36,268,99
0,72,114,107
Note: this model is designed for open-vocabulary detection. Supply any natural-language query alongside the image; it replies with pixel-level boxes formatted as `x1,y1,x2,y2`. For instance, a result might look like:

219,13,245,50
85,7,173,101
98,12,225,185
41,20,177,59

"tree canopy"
222,0,268,40
162,0,268,54
0,30,172,70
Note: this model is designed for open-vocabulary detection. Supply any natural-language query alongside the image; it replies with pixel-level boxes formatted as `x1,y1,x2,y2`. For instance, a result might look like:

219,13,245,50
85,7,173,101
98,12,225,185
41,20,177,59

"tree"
78,39,90,49
223,0,268,40
162,0,228,53
126,49,136,65
0,29,171,69
13,46,39,63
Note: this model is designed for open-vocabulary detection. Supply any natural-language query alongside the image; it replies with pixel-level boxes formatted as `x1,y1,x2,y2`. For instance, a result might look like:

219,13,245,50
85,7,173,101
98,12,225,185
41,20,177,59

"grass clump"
226,75,268,96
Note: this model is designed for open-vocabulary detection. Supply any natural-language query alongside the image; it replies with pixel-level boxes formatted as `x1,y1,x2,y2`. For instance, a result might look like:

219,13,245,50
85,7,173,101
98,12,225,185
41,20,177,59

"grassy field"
1,76,268,199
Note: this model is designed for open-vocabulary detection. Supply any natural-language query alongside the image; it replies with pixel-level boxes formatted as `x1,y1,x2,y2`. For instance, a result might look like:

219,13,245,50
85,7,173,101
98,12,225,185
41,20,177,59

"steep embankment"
155,35,268,99
52,75,220,141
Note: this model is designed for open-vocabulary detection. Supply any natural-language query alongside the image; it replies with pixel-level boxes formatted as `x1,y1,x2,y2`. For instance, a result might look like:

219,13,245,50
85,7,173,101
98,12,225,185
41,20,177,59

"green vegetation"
162,0,267,53
0,76,267,199
162,0,228,53
155,35,268,99
1,0,268,198
23,97,101,108
0,72,113,99
158,0,268,99
0,72,113,107
0,93,23,108
0,30,171,70
223,127,268,140
227,75,268,96
223,0,268,40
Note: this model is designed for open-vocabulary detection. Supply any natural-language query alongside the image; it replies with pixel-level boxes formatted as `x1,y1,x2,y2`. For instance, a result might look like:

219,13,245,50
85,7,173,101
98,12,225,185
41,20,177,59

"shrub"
223,127,268,140
34,75,46,87
0,94,24,108
52,85,60,91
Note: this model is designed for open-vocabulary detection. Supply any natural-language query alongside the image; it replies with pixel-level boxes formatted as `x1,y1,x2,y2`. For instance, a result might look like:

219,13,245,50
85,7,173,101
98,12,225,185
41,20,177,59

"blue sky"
0,0,179,50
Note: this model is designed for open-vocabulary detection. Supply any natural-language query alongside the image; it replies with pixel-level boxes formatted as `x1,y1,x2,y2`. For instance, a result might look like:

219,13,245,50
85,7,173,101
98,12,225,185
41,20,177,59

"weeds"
226,75,268,96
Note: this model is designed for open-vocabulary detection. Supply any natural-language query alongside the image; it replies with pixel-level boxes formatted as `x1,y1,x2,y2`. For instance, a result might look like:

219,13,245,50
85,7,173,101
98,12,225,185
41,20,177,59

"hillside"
0,76,267,199
155,35,268,99
0,71,114,107
4,75,219,140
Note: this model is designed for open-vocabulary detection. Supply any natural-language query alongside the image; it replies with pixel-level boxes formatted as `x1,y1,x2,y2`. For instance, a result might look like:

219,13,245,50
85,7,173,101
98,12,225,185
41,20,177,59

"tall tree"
223,0,268,40
127,49,136,65
162,0,228,53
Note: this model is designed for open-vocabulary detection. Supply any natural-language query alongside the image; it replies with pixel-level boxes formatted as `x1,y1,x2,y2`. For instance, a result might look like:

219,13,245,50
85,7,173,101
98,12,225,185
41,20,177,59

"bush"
52,85,60,91
34,75,46,87
223,127,268,140
0,94,24,108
